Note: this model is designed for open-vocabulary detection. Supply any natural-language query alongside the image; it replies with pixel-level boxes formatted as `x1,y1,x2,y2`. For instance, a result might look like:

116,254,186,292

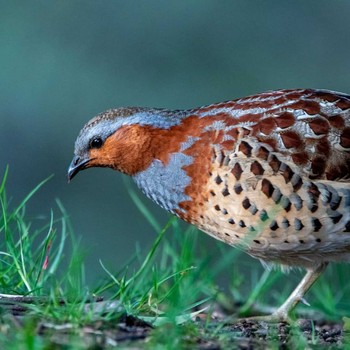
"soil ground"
1,297,348,349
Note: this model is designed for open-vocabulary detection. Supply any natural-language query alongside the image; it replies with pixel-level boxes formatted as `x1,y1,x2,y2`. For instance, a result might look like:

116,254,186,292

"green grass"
0,167,349,349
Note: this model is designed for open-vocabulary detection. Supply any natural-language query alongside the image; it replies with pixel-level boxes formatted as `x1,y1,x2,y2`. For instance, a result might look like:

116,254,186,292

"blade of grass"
123,176,161,232
0,166,9,194
13,175,54,218
239,268,279,315
98,217,175,296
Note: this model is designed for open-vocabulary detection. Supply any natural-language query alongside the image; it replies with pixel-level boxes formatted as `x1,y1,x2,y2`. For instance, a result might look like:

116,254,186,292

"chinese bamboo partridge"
68,89,350,322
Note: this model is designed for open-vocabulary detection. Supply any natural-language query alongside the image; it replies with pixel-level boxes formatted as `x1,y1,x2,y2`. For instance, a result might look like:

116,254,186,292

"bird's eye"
90,137,103,149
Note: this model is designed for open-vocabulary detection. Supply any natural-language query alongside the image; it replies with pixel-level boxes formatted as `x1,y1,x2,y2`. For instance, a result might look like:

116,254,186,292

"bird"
68,89,350,322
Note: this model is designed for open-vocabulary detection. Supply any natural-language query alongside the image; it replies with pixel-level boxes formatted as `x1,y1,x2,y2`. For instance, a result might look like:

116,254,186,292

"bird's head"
68,106,186,181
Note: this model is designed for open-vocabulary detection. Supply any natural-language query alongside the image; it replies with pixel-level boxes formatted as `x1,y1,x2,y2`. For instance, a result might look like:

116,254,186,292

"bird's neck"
104,112,225,215
130,113,220,216
129,120,198,214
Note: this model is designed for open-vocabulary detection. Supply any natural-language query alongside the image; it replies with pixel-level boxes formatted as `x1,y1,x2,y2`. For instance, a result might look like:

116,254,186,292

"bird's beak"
67,155,90,182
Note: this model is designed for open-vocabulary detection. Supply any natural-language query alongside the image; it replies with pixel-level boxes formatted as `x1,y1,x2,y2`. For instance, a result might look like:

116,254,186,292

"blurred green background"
1,1,350,284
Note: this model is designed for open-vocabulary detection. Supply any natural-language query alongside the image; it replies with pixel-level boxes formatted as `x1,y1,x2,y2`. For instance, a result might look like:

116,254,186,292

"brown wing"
195,89,350,181
250,89,350,180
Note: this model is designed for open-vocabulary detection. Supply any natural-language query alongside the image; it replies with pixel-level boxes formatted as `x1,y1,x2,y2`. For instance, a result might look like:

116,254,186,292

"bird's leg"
271,262,328,321
243,262,328,323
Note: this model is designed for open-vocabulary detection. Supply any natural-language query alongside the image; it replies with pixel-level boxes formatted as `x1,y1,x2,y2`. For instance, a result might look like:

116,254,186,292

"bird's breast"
132,152,193,214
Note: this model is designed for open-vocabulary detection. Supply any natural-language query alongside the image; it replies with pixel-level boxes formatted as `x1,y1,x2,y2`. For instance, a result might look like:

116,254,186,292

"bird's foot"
239,306,294,324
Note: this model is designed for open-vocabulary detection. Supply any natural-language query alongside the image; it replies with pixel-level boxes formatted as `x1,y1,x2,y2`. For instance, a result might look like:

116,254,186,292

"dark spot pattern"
308,183,320,198
307,199,319,213
215,150,225,167
223,154,230,166
330,191,342,210
316,141,330,161
281,197,292,212
251,161,265,176
281,218,290,228
275,112,295,128
215,175,223,184
292,151,309,166
257,146,270,160
312,218,322,232
329,115,345,128
345,221,350,232
340,127,350,148
310,157,326,179
331,213,343,224
307,183,320,213
281,164,294,184
260,210,269,221
259,117,275,135
291,175,303,191
269,155,281,173
309,118,330,135
234,184,243,194
261,179,274,198
294,218,304,231
280,131,302,149
242,197,251,210
291,194,303,210
271,188,282,204
232,163,243,180
270,220,279,231
222,187,230,196
239,220,246,228
238,141,253,157
249,205,258,215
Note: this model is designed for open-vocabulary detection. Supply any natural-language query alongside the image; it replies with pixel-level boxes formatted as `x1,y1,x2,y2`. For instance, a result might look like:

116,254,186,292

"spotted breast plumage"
68,89,350,322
